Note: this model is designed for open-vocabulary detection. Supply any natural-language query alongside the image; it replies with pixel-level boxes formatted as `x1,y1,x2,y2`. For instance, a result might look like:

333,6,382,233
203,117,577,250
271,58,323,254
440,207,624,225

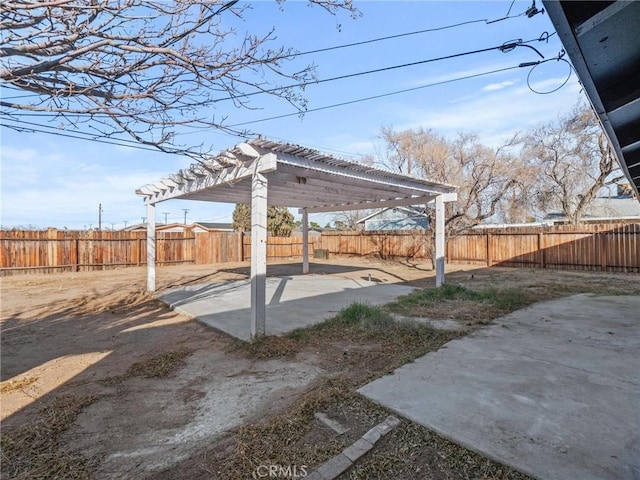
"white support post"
435,194,445,287
146,202,156,292
250,172,268,340
302,208,309,274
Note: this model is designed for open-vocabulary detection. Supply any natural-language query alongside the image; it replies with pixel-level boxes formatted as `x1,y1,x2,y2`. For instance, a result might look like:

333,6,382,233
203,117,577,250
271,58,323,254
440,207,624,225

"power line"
0,116,159,146
0,119,175,153
2,34,554,119
265,9,530,62
10,9,528,90
212,39,545,104
225,64,526,128
0,92,45,100
2,59,568,154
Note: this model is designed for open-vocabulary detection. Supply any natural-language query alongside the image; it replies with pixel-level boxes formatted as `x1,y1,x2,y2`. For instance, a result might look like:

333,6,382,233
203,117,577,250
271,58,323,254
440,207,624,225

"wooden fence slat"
1,223,639,275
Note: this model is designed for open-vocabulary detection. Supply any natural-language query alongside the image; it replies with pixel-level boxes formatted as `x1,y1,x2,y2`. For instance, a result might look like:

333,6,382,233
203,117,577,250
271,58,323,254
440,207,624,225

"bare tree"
331,210,368,230
380,127,527,235
523,106,623,224
0,0,357,159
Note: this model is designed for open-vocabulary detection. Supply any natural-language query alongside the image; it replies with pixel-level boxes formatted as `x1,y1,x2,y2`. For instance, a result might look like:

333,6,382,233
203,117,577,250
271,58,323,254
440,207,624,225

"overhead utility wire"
0,116,160,147
2,60,555,154
262,1,541,61
2,35,548,119
0,120,174,153
227,65,524,128
1,3,544,103
100,10,537,84
211,37,546,104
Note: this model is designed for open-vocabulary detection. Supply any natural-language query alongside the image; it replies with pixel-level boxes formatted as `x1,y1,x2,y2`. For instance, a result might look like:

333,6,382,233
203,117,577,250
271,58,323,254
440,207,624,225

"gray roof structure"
192,222,233,231
136,138,456,211
543,1,640,197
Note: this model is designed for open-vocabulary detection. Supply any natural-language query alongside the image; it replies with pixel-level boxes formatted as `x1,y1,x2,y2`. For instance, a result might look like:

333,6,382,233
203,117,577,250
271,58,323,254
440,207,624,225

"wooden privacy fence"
0,230,194,275
447,223,640,272
317,231,429,259
0,229,315,275
1,223,639,275
242,235,316,261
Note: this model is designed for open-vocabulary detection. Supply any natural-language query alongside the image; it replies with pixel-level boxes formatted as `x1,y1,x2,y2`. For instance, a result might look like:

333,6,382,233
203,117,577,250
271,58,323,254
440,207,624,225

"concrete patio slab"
158,275,415,341
358,294,640,480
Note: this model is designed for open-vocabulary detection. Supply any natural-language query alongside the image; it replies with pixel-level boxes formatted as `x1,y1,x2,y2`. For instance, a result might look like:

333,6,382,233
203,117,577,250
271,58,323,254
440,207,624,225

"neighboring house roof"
356,206,427,224
291,229,321,237
544,195,640,221
587,196,640,218
123,223,188,231
357,206,429,231
192,222,233,231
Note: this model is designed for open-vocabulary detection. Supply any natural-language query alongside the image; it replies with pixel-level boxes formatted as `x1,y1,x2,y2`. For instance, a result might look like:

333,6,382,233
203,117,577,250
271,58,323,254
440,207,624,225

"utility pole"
182,208,189,225
163,212,169,224
123,220,128,228
98,203,103,231
141,217,146,224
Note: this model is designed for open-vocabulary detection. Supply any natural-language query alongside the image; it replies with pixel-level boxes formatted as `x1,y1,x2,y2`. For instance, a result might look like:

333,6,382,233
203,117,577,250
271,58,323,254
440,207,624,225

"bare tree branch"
0,0,357,158
523,105,623,224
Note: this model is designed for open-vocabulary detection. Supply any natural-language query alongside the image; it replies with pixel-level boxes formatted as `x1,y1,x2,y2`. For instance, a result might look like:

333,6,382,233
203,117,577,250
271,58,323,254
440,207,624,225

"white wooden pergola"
136,138,457,340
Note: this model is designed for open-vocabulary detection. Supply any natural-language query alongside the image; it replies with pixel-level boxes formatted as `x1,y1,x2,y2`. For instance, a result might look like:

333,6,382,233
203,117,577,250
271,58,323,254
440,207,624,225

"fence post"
599,229,607,271
538,232,545,269
486,233,492,267
46,228,58,270
238,231,244,262
87,229,95,271
74,238,80,272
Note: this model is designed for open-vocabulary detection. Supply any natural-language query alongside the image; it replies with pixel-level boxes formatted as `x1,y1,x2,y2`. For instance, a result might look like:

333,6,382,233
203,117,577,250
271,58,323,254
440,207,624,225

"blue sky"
0,0,584,230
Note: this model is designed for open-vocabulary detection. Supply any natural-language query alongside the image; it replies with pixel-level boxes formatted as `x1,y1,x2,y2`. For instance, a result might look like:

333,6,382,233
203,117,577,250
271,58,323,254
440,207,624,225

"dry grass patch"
234,302,460,366
102,347,193,386
0,395,99,480
386,284,533,324
218,376,354,480
232,335,301,359
0,376,38,395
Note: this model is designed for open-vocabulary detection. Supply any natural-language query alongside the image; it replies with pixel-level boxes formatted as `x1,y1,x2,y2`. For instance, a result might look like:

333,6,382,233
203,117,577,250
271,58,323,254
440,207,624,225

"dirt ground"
1,258,638,479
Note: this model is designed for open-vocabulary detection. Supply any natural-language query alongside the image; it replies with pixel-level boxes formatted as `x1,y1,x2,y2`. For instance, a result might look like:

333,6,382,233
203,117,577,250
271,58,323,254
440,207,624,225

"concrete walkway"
359,294,640,480
159,275,414,341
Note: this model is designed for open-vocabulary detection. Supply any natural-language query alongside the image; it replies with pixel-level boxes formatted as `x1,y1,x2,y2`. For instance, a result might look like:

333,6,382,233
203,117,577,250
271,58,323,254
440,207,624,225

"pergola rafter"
137,138,457,340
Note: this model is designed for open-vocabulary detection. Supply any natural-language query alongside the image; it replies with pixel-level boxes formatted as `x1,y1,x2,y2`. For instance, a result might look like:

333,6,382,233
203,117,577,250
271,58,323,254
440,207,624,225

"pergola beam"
275,166,437,197
146,203,156,292
301,195,437,214
302,208,309,274
276,151,454,195
250,172,268,339
139,154,277,205
435,195,445,287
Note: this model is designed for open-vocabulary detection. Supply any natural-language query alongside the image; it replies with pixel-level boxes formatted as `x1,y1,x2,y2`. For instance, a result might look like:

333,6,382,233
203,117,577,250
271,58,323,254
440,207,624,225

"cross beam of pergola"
136,138,457,340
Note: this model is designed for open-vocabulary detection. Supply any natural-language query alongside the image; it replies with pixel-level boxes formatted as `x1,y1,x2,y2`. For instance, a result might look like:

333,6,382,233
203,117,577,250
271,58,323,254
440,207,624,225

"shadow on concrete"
159,275,415,341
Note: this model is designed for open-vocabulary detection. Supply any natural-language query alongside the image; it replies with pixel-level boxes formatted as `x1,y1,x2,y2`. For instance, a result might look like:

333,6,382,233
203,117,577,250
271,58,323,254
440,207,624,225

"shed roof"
192,222,234,231
136,138,456,211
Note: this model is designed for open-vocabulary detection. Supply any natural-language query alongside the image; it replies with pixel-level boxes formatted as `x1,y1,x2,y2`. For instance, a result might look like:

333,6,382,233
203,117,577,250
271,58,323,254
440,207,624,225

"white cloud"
389,77,583,147
481,80,516,91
